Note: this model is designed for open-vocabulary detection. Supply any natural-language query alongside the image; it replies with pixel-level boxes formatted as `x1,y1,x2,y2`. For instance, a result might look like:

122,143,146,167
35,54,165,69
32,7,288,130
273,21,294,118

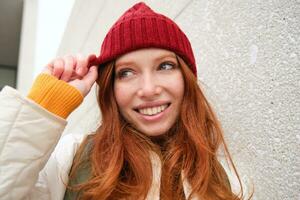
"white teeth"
152,107,157,114
138,104,168,116
157,106,161,113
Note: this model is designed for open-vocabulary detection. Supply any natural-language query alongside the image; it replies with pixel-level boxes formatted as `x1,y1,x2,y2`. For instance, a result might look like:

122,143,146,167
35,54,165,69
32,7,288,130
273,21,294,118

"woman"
0,2,249,200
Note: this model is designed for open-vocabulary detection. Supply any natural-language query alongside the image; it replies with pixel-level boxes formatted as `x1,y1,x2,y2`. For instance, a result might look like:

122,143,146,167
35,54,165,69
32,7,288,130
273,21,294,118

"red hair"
67,56,252,200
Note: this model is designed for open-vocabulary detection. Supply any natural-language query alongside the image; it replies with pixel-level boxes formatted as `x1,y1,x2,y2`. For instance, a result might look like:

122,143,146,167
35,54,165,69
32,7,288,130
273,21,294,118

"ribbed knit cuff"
27,73,84,119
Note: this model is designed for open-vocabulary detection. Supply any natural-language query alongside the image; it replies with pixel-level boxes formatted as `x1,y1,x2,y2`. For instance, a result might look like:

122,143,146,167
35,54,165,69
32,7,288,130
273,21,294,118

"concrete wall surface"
56,0,299,199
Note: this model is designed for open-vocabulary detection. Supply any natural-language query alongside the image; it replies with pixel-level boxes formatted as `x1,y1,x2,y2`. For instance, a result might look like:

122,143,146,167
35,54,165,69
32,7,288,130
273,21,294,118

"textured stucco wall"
57,0,300,199
176,1,300,199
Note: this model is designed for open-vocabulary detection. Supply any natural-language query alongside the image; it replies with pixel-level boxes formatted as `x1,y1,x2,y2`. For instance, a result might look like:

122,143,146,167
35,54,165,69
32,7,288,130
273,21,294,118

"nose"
137,75,162,98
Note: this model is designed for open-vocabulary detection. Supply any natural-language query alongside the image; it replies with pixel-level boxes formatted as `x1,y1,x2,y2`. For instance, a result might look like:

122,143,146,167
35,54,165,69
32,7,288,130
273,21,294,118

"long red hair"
68,55,251,200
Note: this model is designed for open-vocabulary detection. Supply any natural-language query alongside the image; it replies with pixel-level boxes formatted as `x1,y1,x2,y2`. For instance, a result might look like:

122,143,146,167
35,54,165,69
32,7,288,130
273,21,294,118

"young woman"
0,2,251,200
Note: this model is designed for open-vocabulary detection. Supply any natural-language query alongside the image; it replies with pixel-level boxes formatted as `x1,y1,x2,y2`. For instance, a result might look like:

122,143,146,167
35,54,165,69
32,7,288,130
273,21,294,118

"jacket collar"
147,152,199,200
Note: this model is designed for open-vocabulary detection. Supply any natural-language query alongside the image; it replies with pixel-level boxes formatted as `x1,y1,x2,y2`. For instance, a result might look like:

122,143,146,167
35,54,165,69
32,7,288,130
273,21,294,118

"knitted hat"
91,2,197,75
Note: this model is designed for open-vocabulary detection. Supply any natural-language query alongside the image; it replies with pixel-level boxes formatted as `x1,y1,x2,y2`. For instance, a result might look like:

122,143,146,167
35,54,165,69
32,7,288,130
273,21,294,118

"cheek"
178,73,185,96
170,73,185,101
114,86,125,108
114,84,133,112
176,80,185,99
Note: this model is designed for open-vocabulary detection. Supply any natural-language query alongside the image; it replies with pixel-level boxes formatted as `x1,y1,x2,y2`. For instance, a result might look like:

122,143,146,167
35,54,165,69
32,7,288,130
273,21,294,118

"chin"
137,125,171,137
143,131,166,137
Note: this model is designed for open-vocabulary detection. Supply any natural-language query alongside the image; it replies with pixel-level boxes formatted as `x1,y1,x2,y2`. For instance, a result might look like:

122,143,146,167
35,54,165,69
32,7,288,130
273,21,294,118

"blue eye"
159,62,175,70
117,69,134,79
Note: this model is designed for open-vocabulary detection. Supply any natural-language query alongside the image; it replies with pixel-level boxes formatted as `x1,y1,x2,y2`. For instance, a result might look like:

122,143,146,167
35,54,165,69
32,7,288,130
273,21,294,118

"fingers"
75,54,97,75
82,65,98,89
44,54,98,83
42,61,54,75
43,55,76,81
75,54,89,77
52,58,65,79
60,55,76,81
69,64,98,97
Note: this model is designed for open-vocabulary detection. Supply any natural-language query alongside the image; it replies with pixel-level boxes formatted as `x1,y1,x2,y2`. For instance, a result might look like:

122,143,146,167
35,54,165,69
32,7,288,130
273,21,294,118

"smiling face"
113,48,185,136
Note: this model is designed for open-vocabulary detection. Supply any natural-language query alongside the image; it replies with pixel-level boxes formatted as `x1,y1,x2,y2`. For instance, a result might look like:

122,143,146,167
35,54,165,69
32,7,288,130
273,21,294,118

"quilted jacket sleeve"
0,86,67,199
27,133,86,200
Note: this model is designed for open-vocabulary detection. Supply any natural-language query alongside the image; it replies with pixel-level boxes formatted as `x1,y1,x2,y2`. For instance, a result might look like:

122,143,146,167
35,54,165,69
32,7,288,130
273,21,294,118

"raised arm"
0,54,98,199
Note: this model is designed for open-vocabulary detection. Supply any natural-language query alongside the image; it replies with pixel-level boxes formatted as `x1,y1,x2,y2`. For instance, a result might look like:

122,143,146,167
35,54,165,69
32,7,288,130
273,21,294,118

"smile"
137,104,169,116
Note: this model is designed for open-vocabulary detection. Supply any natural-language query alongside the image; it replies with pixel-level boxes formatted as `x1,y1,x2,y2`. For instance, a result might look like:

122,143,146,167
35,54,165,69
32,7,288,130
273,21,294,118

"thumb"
82,65,98,88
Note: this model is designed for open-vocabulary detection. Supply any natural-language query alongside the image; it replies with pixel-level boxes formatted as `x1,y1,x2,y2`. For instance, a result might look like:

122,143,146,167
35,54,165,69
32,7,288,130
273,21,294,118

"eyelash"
117,69,134,79
159,61,176,70
116,61,177,79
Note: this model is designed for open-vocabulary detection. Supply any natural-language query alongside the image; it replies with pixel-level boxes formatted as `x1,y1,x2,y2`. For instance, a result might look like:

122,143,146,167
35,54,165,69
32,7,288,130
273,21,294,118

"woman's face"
114,48,185,136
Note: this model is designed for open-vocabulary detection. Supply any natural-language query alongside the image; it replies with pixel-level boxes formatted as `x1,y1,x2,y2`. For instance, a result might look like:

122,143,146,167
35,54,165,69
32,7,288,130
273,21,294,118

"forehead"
115,48,176,66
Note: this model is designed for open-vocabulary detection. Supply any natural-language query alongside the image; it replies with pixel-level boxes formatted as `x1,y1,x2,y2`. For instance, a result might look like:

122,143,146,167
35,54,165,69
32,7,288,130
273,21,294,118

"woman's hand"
42,54,98,97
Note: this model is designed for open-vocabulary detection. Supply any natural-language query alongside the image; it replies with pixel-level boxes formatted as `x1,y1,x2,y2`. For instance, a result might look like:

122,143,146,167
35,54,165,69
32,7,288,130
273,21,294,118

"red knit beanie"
92,2,197,76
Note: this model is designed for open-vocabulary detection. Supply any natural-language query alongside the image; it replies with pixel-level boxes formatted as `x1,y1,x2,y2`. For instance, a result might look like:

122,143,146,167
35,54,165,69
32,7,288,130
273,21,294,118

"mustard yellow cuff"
27,73,84,119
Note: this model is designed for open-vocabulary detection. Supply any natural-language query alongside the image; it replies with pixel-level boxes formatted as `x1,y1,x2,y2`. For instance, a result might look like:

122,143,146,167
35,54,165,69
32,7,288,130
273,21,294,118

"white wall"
17,0,38,94
34,0,76,77
17,0,75,94
178,1,299,199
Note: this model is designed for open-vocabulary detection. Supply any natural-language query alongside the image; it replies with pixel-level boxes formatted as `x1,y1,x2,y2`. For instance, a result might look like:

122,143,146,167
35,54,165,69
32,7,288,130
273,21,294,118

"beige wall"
45,0,299,199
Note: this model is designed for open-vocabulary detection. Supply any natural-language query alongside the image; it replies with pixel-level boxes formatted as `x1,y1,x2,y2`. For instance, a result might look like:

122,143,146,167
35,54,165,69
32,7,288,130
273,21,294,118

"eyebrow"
115,60,135,68
115,53,177,68
153,53,177,62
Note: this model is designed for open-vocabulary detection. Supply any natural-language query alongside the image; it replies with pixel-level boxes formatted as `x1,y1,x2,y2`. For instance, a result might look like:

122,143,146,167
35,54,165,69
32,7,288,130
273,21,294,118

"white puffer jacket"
0,86,238,200
0,86,85,199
